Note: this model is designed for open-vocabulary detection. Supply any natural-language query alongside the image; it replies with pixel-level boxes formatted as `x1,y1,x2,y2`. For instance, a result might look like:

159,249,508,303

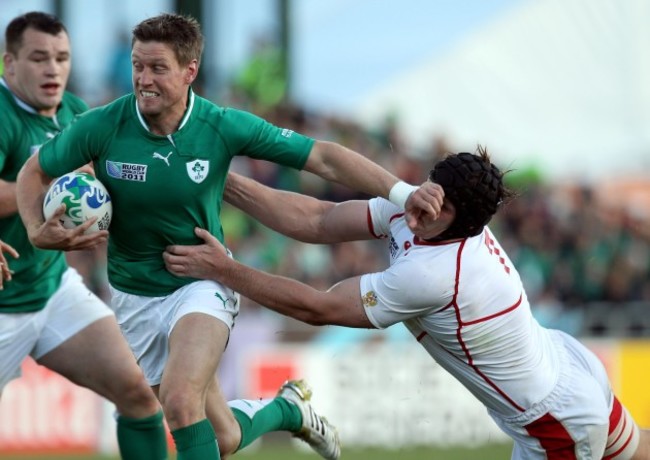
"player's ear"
185,60,198,85
3,53,14,75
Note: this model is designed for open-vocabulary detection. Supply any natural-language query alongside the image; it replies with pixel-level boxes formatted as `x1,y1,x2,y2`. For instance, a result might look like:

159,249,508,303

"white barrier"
242,341,509,448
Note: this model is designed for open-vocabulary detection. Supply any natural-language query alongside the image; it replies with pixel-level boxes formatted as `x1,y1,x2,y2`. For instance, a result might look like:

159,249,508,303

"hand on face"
163,228,229,280
404,181,451,238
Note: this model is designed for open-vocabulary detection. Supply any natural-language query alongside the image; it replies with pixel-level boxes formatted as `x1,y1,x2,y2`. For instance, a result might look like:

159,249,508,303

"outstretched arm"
303,140,444,232
224,172,372,243
164,228,374,328
224,172,445,242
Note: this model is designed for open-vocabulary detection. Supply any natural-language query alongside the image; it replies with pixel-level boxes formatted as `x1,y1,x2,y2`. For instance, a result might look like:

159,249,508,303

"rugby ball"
43,172,112,234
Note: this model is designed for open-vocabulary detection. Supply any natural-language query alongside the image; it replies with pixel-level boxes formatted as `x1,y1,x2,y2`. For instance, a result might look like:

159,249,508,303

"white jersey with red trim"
360,197,560,417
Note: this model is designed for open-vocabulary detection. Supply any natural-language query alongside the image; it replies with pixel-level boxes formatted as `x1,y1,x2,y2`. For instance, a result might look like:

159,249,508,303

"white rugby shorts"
489,331,640,459
109,279,239,386
0,268,113,390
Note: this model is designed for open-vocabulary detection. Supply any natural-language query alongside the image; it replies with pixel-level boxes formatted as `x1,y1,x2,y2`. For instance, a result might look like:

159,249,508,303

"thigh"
159,312,230,429
163,311,230,393
0,312,40,390
497,356,610,459
110,287,168,386
111,279,239,387
32,268,113,359
38,315,145,399
164,279,238,389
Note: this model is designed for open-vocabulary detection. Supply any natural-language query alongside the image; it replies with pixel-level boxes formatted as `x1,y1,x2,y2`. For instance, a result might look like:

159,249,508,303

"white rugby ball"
43,172,112,234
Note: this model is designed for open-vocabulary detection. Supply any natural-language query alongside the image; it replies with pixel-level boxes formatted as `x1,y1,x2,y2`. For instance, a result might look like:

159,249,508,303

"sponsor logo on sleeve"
106,161,147,182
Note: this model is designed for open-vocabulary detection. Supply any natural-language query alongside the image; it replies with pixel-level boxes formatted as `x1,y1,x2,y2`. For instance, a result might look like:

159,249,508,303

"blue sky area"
1,0,523,113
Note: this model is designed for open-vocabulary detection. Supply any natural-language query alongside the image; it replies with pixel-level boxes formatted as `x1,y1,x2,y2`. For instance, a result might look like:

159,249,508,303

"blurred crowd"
67,100,650,344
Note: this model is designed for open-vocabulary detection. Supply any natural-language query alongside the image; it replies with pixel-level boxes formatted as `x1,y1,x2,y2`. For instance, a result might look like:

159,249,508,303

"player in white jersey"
164,147,650,460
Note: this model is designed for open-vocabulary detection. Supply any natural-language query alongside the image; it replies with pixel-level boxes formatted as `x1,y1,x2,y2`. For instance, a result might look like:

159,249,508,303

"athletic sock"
229,397,302,451
116,410,168,460
171,418,220,460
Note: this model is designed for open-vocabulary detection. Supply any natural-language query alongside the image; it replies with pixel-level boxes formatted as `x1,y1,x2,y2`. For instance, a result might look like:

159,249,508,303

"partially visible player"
164,147,650,460
0,12,167,459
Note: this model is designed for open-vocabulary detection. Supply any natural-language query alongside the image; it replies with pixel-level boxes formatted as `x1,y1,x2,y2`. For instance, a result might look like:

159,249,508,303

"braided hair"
429,146,511,240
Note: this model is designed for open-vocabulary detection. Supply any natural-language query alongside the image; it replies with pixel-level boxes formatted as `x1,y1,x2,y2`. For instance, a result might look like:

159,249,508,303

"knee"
159,386,204,429
111,372,159,418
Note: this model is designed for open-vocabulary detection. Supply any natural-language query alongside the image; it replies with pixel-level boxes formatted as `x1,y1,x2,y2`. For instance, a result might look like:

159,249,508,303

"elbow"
297,306,336,327
303,314,330,327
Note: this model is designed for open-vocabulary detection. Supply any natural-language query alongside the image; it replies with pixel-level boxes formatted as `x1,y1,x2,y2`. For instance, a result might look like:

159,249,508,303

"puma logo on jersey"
152,151,173,166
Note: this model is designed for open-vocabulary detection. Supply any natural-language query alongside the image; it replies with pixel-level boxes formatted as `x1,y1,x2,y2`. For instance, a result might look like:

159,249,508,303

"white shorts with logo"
109,279,239,386
0,268,114,391
489,331,640,460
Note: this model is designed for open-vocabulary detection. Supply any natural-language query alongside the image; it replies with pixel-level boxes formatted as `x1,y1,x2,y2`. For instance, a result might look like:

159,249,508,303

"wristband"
388,181,418,210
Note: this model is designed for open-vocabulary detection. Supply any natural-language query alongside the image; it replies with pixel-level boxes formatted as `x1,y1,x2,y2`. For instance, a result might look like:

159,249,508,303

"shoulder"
196,102,268,140
368,197,403,237
0,83,13,107
74,95,134,127
225,108,266,129
192,94,226,118
61,91,90,114
0,88,21,141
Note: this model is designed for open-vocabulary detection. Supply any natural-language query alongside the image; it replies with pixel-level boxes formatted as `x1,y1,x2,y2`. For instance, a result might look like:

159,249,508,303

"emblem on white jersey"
186,160,209,184
152,151,173,166
106,161,148,182
362,291,378,307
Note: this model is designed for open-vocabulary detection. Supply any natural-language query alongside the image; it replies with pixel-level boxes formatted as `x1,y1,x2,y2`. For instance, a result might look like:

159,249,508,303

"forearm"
225,172,337,243
304,140,400,199
16,155,51,237
218,258,333,325
163,228,373,327
0,180,17,218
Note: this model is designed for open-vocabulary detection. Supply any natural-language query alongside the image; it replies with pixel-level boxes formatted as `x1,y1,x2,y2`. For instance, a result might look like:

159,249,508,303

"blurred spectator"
70,95,650,340
233,35,286,112
105,30,133,99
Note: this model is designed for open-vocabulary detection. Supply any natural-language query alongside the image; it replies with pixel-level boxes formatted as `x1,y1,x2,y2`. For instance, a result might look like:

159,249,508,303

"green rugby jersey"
40,90,314,296
0,79,88,312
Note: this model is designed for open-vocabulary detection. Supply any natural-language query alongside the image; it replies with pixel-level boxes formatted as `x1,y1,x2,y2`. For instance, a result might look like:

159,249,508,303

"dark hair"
132,13,204,67
5,11,67,55
429,145,512,240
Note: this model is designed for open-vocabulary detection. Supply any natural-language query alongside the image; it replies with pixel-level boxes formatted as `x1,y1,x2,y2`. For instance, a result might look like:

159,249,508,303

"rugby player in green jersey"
0,12,167,460
16,13,441,460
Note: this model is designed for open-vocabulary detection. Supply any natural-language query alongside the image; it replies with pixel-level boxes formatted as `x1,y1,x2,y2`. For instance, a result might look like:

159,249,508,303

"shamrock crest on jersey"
186,160,209,183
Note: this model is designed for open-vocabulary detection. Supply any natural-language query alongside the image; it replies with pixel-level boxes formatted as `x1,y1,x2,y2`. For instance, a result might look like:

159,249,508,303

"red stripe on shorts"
608,397,623,435
524,413,577,459
604,397,635,460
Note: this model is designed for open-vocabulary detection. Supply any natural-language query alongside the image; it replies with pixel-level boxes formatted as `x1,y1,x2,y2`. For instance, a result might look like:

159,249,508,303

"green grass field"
0,442,513,460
